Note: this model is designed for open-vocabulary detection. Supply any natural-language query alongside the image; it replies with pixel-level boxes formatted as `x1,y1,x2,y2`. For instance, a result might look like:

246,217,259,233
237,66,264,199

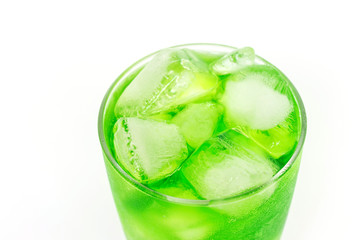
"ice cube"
161,207,216,240
221,65,299,158
122,191,217,240
210,47,255,75
210,182,276,217
113,117,188,183
115,48,219,117
181,129,279,200
147,205,218,240
222,76,292,130
238,111,300,160
148,172,201,200
172,102,221,148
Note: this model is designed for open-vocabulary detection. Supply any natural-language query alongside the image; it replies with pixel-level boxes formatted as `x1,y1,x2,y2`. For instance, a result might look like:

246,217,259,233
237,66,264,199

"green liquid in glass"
99,44,306,240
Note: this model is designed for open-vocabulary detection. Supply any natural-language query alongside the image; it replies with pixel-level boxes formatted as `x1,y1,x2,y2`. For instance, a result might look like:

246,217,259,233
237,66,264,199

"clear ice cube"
210,47,255,75
115,48,219,117
172,102,221,148
122,188,216,240
222,75,292,130
113,117,188,183
149,172,201,200
221,65,300,158
161,207,216,240
146,204,217,240
210,182,277,217
181,129,279,200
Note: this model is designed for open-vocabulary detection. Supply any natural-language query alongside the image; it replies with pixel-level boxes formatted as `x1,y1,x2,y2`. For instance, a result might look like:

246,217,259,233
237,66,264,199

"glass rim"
98,43,307,206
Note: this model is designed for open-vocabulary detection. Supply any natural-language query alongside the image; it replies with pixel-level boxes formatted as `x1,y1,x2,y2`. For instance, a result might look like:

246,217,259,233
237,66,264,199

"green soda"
98,44,306,240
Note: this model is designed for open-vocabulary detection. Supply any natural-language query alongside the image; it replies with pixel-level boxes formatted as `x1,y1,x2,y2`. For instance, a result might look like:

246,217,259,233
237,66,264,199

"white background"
0,0,359,239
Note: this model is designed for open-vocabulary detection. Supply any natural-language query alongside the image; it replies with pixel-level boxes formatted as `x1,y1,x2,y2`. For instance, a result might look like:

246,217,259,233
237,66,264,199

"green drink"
98,44,306,240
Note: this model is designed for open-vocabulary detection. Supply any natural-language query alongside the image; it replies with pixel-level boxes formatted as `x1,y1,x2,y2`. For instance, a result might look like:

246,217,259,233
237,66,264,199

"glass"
98,43,307,240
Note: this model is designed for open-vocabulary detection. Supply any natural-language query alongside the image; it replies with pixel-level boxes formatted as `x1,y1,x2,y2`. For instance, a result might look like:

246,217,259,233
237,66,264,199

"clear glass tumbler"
98,43,307,240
